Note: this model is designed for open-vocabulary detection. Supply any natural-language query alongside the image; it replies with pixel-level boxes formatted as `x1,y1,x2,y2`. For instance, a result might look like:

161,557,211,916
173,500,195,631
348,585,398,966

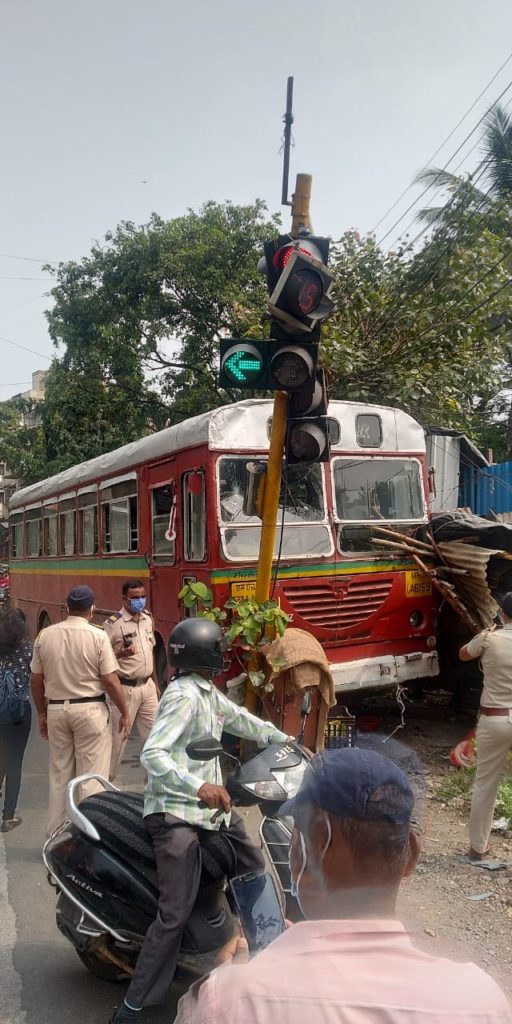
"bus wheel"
38,612,51,631
155,637,168,692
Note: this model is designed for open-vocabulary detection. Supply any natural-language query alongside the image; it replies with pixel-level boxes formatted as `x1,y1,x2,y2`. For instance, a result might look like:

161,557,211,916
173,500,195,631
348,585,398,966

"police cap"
67,585,95,611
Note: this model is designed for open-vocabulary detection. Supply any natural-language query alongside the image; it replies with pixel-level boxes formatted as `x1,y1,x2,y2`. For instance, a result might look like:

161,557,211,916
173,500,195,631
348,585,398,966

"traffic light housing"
262,235,334,340
259,233,334,464
286,369,330,463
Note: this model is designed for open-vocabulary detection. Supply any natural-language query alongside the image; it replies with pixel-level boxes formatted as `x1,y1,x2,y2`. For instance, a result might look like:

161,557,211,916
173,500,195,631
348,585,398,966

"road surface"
0,722,180,1024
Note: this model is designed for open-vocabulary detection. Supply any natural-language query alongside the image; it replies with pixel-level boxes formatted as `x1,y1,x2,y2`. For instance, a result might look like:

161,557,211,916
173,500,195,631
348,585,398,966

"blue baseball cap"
279,747,414,827
67,585,95,610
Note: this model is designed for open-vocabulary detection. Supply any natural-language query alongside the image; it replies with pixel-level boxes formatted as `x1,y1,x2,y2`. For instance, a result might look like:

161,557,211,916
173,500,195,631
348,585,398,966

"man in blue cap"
31,585,130,835
175,747,510,1024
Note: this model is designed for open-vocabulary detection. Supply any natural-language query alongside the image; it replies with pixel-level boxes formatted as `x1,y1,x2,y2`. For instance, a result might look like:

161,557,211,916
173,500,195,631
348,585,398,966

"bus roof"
9,398,425,511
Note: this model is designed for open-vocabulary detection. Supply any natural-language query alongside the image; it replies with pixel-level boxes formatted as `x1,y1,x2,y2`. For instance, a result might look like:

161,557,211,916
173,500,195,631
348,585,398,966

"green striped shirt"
141,672,288,828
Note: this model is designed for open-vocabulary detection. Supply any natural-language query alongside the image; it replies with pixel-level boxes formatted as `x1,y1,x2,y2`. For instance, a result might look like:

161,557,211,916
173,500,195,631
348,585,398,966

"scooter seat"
79,791,236,885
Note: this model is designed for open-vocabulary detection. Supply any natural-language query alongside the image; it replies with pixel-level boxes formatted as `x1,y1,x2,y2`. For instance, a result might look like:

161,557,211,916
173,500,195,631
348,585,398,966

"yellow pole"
255,390,289,603
244,175,312,716
291,173,312,235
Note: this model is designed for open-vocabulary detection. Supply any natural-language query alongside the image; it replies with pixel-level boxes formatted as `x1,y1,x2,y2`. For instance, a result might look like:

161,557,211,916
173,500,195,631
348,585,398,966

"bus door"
147,464,179,636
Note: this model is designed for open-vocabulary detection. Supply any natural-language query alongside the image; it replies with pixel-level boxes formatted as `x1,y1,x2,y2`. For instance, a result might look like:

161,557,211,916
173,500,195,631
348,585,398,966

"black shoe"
109,1005,141,1024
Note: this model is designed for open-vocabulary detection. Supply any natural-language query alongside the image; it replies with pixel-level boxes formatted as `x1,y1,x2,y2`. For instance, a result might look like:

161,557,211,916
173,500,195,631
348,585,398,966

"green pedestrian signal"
219,340,268,389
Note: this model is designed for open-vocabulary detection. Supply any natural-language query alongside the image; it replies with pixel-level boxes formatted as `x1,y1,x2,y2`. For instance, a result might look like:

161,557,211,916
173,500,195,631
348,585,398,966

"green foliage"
177,583,291,692
45,200,280,431
322,214,512,445
437,765,512,818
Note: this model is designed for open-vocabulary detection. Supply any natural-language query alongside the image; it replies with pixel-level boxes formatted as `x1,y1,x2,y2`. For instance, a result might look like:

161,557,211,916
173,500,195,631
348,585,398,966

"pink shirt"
175,919,511,1024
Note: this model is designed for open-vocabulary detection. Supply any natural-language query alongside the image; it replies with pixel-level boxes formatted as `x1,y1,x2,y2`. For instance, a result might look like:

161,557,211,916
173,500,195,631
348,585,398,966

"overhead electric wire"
377,76,512,248
0,334,52,361
361,155,494,346
372,51,512,234
0,251,58,265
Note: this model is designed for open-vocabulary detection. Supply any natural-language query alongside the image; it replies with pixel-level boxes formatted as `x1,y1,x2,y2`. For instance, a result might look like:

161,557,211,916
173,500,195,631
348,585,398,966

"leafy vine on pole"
178,581,290,692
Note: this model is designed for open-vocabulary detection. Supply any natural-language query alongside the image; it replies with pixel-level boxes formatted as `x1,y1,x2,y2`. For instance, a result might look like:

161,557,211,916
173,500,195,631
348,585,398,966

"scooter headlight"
244,779,288,800
271,761,308,798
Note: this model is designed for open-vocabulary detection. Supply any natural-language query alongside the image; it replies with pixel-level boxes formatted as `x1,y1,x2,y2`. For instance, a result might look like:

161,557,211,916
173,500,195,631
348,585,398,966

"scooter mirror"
186,735,224,761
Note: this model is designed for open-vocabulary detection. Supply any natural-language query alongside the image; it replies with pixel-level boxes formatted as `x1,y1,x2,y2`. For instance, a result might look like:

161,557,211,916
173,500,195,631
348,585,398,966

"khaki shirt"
466,624,512,707
104,607,155,681
30,617,119,700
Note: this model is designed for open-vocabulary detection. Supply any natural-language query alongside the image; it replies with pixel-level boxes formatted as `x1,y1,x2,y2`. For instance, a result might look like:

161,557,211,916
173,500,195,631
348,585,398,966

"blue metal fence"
470,461,512,516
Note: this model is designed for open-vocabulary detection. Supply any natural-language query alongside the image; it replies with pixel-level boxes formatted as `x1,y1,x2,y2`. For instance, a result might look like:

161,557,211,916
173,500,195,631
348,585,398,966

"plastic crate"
324,707,356,749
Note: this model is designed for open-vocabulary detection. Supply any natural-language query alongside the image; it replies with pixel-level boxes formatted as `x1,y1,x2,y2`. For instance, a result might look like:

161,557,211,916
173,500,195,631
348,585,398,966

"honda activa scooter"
43,730,311,983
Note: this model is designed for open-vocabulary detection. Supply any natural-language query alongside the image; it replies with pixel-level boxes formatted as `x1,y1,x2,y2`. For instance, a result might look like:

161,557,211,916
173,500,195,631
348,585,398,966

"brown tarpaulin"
261,627,336,751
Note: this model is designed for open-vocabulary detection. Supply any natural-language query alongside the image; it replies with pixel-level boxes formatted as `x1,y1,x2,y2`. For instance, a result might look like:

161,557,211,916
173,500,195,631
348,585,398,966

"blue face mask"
129,597,146,613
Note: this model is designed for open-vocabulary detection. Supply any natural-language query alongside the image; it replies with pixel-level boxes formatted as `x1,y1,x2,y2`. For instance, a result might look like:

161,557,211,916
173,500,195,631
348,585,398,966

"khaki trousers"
108,679,158,781
46,701,111,836
469,712,512,855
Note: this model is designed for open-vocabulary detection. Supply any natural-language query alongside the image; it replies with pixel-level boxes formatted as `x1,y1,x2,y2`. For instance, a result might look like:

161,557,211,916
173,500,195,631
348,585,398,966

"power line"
0,334,52,361
0,251,58,265
377,76,512,247
372,51,512,234
0,293,48,314
360,156,493,347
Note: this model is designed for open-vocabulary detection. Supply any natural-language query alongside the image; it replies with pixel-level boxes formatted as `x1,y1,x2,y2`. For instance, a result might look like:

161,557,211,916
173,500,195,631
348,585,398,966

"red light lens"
273,244,315,272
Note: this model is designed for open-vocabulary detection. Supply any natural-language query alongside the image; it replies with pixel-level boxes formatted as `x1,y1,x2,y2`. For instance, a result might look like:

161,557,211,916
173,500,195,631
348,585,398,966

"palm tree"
414,104,512,224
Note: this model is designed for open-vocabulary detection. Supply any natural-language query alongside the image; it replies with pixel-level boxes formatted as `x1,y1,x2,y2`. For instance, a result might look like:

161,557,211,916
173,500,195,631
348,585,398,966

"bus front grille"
281,577,393,630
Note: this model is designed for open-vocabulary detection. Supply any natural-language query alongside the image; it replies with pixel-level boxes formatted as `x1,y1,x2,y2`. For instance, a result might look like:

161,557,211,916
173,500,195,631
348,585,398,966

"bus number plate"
230,581,257,599
405,570,432,597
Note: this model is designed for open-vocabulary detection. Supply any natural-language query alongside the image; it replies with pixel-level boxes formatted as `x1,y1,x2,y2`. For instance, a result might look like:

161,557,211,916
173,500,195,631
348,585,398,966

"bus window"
152,485,175,563
101,478,138,554
332,458,425,523
10,513,23,559
217,457,332,562
78,491,98,555
183,472,206,561
43,504,58,557
26,507,42,558
59,497,76,556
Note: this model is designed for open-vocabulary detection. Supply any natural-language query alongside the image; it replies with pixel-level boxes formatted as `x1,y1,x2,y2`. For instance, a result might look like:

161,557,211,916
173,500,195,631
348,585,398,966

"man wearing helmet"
110,618,291,1024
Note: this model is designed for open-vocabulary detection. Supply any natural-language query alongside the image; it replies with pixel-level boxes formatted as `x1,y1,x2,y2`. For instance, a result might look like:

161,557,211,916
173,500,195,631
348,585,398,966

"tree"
0,398,47,484
414,104,512,224
45,200,280,430
322,218,512,450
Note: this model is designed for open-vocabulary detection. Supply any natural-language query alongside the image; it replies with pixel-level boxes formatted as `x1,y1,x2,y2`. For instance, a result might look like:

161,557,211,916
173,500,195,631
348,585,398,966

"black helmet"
167,619,226,677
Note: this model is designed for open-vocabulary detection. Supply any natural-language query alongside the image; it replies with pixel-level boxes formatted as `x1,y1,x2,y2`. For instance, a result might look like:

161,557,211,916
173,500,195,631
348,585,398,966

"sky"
1,0,512,399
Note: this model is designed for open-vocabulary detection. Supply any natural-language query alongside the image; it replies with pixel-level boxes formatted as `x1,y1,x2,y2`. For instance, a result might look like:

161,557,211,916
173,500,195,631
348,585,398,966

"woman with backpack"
0,608,32,832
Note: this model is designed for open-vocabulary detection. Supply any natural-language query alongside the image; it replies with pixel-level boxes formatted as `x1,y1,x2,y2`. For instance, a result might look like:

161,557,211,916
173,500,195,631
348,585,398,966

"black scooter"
43,730,311,983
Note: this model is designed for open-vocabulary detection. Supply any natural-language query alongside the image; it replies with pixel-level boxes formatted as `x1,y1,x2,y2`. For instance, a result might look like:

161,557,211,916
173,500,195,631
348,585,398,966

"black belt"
119,676,150,687
48,695,106,705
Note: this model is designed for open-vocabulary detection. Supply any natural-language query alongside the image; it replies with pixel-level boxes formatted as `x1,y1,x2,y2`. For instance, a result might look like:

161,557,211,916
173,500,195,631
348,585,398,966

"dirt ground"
383,713,512,999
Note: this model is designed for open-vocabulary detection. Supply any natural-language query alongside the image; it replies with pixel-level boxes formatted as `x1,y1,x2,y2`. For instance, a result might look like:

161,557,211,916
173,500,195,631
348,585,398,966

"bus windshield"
218,458,332,561
332,457,425,522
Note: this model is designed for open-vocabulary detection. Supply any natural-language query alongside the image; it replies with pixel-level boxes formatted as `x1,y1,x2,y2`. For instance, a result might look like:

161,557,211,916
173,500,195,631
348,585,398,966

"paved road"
0,722,181,1024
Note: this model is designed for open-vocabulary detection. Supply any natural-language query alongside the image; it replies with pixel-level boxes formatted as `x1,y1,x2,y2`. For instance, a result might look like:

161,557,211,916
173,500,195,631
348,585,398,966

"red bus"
9,398,438,717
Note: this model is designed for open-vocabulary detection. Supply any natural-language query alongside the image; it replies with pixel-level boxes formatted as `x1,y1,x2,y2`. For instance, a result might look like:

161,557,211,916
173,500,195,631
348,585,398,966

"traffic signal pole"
244,178,312,713
254,389,289,605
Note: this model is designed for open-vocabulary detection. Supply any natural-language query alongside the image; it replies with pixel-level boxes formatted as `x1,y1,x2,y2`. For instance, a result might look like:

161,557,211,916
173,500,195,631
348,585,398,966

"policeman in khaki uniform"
460,591,512,861
30,585,130,836
104,579,160,782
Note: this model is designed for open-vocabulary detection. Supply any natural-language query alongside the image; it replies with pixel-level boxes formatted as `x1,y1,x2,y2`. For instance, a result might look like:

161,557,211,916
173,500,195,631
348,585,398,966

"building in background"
0,369,48,527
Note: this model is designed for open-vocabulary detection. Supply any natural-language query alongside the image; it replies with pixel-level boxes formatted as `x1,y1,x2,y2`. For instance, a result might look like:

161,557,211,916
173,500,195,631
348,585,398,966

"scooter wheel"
76,948,131,983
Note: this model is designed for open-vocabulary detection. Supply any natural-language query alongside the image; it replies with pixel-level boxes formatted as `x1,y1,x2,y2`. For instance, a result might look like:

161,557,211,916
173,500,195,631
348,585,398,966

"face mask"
129,597,146,613
289,815,332,917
